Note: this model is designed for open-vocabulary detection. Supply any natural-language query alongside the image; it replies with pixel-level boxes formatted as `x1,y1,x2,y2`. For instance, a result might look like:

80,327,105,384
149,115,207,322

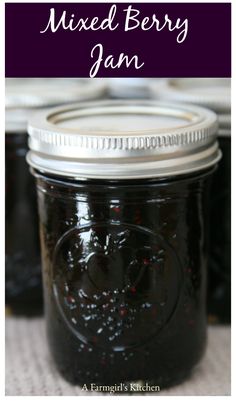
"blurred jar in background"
208,115,231,323
5,78,107,315
150,78,231,324
108,78,152,99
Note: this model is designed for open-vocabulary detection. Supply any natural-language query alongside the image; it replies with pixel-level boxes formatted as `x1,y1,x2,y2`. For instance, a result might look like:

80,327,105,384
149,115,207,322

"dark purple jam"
5,133,42,314
208,136,231,323
34,168,214,388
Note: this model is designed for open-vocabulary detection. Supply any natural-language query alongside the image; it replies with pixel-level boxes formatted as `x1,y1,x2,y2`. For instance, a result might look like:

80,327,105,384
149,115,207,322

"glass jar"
5,78,107,314
150,78,231,324
27,100,220,387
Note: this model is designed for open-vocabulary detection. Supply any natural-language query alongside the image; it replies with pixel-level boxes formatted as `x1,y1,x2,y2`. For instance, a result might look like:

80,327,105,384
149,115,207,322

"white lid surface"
5,78,107,133
150,78,231,114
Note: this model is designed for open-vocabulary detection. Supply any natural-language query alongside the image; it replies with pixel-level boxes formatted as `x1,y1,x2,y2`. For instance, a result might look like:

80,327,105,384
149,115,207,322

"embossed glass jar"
150,78,231,323
27,100,220,387
5,79,106,314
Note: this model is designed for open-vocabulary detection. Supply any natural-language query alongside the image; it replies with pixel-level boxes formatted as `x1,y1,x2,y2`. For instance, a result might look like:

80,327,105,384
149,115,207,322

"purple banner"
5,3,231,77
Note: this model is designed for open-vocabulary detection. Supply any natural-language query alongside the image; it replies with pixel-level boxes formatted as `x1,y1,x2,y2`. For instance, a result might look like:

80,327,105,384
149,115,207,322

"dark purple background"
5,3,231,77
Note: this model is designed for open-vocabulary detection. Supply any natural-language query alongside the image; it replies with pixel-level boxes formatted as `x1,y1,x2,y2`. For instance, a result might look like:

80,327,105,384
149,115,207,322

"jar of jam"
27,100,220,387
5,78,107,315
150,78,231,324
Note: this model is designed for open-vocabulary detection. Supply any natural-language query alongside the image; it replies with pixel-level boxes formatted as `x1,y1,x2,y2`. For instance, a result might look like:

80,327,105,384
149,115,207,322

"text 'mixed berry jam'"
27,100,220,387
150,78,231,323
5,79,107,314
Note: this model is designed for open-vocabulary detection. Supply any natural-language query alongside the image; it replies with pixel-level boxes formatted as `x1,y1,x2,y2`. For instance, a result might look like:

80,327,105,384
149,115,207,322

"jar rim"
5,78,107,133
149,78,231,114
27,99,221,179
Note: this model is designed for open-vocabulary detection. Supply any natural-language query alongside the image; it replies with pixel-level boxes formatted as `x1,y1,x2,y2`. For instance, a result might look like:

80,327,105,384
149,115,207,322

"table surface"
5,318,231,396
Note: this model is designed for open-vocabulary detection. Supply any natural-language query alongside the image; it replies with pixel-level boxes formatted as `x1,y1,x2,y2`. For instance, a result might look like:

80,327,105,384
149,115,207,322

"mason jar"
27,100,220,387
5,78,107,314
150,78,231,324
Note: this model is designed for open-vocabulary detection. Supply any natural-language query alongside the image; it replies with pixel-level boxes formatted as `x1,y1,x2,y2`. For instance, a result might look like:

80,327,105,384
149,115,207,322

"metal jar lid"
5,78,107,133
27,100,221,180
150,78,231,115
218,114,231,137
